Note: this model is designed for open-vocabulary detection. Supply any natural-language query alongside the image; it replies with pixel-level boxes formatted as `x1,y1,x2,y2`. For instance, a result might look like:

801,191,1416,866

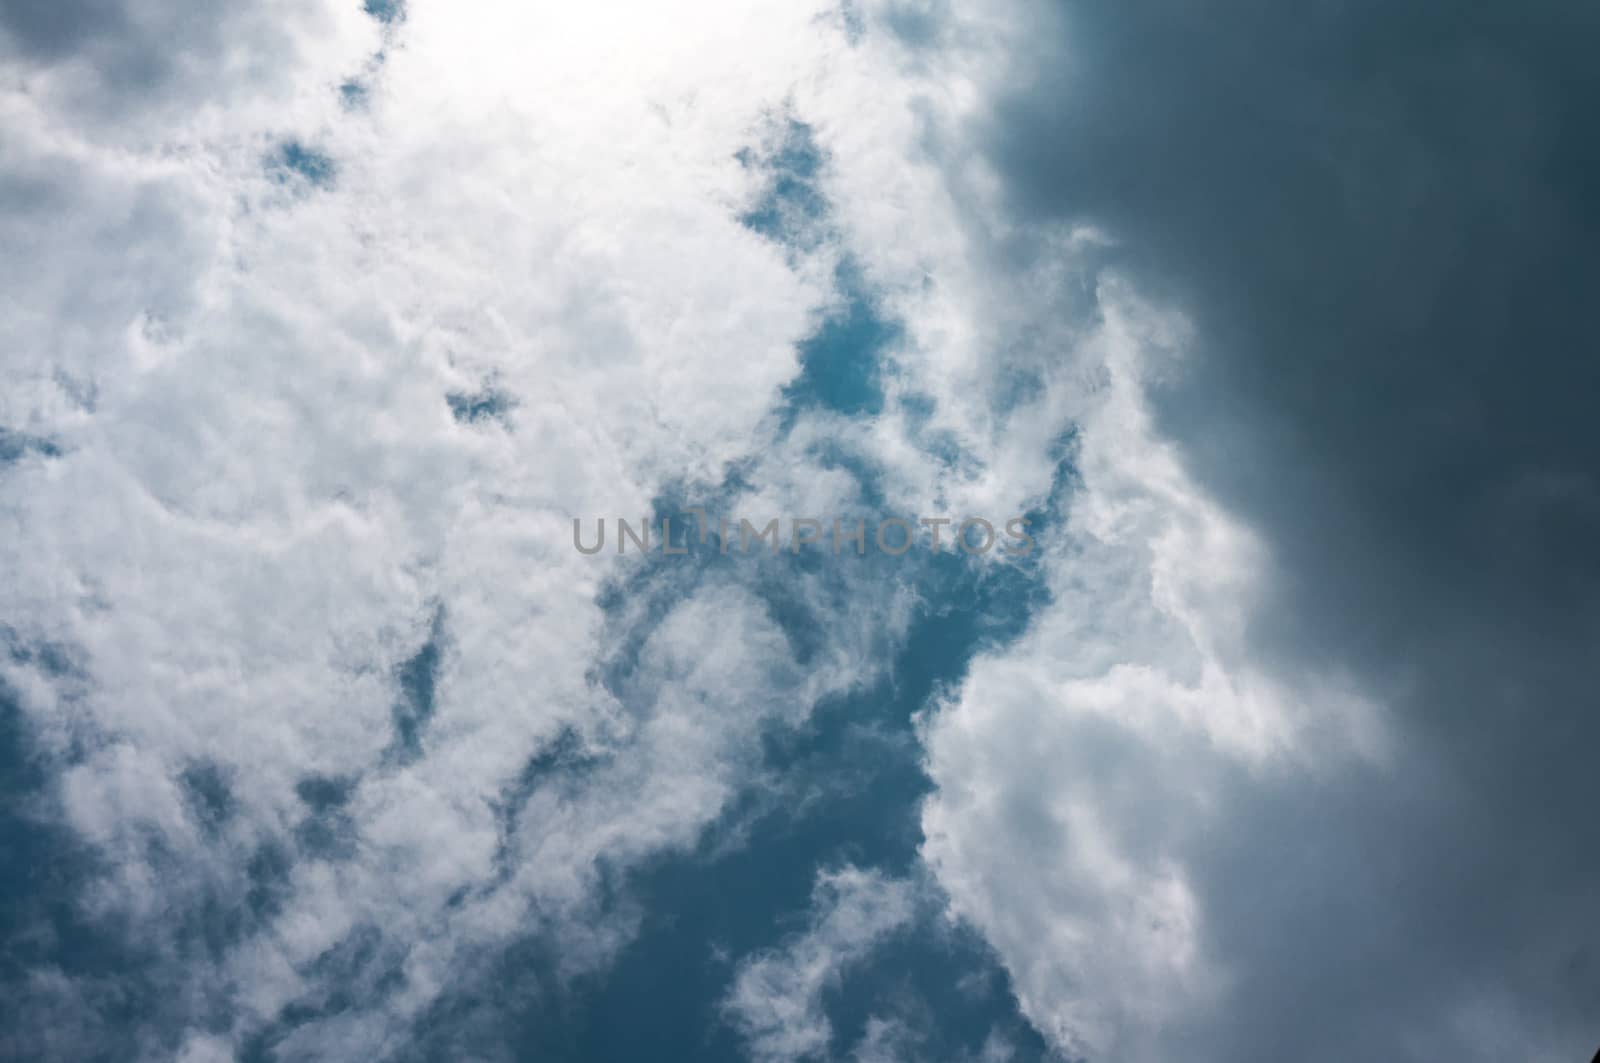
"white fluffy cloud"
919,279,1394,1061
1,1,1085,1058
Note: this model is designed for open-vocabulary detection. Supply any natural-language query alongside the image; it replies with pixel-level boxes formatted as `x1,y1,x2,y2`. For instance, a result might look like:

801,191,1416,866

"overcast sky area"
2,2,1597,1062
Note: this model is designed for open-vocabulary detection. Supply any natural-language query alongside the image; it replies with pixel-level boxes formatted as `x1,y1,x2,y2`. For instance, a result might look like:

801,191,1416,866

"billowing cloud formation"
0,1,1078,1059
923,280,1384,1059
5,1,1596,1061
920,1,1600,1061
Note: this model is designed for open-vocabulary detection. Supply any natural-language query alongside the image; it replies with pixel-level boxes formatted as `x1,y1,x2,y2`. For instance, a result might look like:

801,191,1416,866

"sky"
1,2,1596,1062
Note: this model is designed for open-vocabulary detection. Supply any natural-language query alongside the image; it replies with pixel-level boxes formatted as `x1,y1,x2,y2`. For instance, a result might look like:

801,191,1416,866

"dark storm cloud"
960,1,1599,1059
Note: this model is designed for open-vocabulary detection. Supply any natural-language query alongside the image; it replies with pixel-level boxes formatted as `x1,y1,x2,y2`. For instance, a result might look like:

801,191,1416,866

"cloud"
914,1,1600,1061
1,1,1080,1058
921,277,1385,1060
0,0,373,135
724,866,919,1063
13,2,1589,1062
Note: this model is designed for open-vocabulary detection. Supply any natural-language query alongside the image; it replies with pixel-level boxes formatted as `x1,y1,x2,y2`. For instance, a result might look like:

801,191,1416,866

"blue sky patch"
447,383,518,428
269,141,336,188
362,0,405,26
0,427,61,466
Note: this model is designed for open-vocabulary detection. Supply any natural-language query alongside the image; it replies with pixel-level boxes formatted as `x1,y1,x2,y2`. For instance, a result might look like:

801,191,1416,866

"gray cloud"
11,1,1592,1059
923,1,1600,1059
0,0,347,123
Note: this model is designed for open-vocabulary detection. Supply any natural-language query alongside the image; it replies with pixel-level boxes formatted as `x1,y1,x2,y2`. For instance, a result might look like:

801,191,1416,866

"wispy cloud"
724,866,919,1063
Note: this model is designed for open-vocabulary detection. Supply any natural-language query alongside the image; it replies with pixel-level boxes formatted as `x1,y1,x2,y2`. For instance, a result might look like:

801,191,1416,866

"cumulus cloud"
920,277,1385,1059
916,2,1600,1061
10,2,1590,1062
0,1,1082,1058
